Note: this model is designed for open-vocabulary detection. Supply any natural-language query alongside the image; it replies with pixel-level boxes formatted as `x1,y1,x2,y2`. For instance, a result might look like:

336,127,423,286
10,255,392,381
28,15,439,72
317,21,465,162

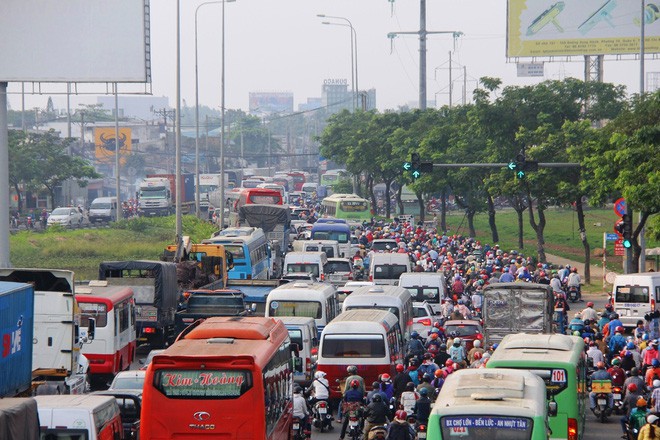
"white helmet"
473,340,481,348
654,379,660,389
315,371,326,379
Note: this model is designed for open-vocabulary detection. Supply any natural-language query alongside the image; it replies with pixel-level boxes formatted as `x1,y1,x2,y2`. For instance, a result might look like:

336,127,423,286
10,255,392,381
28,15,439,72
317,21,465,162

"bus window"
615,286,649,303
80,303,108,327
269,301,322,319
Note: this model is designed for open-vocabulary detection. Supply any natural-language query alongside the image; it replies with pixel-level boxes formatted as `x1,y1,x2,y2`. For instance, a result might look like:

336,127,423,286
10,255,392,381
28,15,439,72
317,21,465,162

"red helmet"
445,359,454,367
628,383,638,392
350,379,360,389
616,326,625,333
537,263,543,268
381,373,391,382
396,364,405,372
539,271,546,277
473,351,482,360
395,410,407,420
430,333,438,340
587,301,594,308
572,267,578,273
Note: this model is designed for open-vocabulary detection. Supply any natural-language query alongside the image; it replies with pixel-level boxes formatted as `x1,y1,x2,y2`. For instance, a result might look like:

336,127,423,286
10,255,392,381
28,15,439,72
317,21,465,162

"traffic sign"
613,198,626,217
614,239,625,256
605,233,618,241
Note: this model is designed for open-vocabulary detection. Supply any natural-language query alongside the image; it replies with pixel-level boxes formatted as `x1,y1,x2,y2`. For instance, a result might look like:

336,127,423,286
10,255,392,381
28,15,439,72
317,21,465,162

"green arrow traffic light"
403,162,412,171
508,162,517,170
516,170,526,179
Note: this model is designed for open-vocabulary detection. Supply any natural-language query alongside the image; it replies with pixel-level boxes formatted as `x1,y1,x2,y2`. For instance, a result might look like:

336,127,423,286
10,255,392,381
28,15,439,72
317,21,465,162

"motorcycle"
291,416,310,440
367,424,388,440
612,386,624,415
345,404,364,440
567,286,579,303
417,423,428,440
591,380,613,423
311,399,333,432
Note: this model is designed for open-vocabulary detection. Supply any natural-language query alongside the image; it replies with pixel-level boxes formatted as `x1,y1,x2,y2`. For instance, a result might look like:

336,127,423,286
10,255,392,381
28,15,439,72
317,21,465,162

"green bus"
486,333,587,440
319,193,371,221
320,169,350,189
427,368,552,440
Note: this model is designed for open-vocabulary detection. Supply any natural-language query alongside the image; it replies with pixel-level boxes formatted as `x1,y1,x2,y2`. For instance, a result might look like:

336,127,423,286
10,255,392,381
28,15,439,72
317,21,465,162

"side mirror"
548,401,558,417
294,356,303,372
87,318,96,342
139,359,145,365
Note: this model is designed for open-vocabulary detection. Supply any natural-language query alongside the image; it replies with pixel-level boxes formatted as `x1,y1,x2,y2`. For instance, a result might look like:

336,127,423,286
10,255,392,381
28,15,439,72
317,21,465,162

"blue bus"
205,227,270,280
310,220,351,258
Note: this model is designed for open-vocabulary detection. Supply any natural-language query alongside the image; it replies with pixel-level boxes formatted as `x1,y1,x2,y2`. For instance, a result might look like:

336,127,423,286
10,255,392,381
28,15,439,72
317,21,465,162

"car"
108,370,146,392
369,238,398,253
280,273,319,283
139,348,165,370
47,207,84,227
443,319,484,352
326,257,354,287
92,390,142,440
412,301,442,336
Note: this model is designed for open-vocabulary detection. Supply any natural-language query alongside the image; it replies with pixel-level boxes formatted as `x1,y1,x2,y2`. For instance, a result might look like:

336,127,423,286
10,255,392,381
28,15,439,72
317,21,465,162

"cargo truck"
98,260,178,348
481,282,554,346
0,269,94,396
138,173,194,216
0,398,40,440
197,173,223,210
0,282,34,398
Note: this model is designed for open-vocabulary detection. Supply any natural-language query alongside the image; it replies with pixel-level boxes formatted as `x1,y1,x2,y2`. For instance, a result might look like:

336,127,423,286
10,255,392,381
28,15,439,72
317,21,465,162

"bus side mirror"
548,401,558,417
87,318,96,342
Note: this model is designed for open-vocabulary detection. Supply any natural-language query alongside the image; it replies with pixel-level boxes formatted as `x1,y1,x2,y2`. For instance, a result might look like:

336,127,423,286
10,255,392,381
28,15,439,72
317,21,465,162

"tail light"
418,318,432,326
321,273,325,281
613,386,621,393
319,402,327,408
419,425,427,432
306,357,312,372
144,327,155,334
349,416,358,421
369,274,373,281
653,298,656,311
568,418,578,440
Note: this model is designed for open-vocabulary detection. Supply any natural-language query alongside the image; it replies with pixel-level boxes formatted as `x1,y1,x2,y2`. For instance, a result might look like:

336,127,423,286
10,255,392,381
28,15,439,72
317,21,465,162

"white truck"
137,177,173,217
197,173,223,210
0,268,94,395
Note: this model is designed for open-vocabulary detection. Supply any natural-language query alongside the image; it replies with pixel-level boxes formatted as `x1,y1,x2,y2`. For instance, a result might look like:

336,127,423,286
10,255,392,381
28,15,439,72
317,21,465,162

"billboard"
95,128,132,166
249,92,294,115
507,0,660,58
0,0,150,82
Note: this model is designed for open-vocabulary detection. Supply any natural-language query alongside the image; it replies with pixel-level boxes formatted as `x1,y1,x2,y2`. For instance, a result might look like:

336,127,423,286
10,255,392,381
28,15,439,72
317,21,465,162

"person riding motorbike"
338,379,365,440
308,370,330,405
293,385,311,436
386,410,416,440
589,361,613,412
567,267,582,300
362,393,390,438
638,414,660,440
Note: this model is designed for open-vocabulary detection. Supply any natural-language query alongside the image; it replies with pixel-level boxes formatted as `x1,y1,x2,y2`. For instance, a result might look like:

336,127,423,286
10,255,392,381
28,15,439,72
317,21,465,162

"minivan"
88,197,118,223
369,253,412,285
284,251,330,282
277,316,319,385
612,272,660,328
399,272,448,314
292,239,340,258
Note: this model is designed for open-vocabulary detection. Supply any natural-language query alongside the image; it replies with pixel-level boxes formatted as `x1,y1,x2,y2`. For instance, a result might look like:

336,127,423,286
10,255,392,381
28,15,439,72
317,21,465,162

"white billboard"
0,0,150,82
507,0,660,57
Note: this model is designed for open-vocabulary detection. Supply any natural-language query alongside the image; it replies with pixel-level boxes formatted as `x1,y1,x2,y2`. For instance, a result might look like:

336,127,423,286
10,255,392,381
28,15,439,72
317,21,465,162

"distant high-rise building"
248,92,294,116
321,79,376,113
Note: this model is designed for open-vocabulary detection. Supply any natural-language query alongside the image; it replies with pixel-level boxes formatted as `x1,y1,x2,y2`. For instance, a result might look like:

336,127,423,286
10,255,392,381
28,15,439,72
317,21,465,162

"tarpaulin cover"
239,204,291,233
0,398,39,440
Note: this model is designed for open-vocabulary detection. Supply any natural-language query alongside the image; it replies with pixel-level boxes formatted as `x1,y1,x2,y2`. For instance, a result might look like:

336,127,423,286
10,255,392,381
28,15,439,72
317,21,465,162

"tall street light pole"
218,0,229,230
318,14,358,110
175,0,183,242
195,0,235,219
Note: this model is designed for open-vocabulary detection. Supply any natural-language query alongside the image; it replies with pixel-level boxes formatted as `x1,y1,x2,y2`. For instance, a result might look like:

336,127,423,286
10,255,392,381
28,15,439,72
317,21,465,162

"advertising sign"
94,127,132,165
507,0,660,57
615,238,625,256
516,62,545,77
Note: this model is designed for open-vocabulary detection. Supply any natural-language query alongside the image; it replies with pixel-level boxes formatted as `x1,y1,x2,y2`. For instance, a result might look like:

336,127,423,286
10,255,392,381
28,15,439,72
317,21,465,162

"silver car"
47,207,84,227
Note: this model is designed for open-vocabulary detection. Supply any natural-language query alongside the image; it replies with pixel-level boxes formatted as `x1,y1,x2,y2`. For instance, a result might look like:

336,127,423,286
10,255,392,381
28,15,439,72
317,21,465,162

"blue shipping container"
0,281,34,397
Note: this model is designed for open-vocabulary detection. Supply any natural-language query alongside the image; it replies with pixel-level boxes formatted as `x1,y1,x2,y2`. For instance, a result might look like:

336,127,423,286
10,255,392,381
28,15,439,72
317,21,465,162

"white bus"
341,285,413,338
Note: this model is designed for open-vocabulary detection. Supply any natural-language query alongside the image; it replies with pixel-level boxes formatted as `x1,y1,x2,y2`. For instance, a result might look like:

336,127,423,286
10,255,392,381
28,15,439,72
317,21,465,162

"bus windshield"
373,265,408,280
615,286,649,303
223,245,245,260
79,302,108,327
440,416,533,440
269,301,322,319
249,194,281,204
322,334,385,358
154,369,252,399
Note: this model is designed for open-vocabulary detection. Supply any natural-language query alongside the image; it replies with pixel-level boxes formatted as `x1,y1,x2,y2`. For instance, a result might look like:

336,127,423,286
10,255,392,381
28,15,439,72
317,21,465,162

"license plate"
598,399,606,405
613,393,621,400
293,423,299,430
349,420,358,427
418,433,427,439
319,407,327,414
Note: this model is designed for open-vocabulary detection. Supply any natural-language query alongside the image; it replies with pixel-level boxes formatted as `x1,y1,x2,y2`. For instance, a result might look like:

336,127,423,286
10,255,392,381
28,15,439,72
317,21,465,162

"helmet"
453,337,462,345
628,383,638,393
294,385,303,394
430,333,439,340
572,267,578,273
648,414,660,425
537,263,543,268
637,397,648,408
654,379,660,389
315,371,326,379
587,301,594,308
627,342,635,350
573,331,581,336
423,373,432,382
565,264,571,269
492,343,499,350
596,361,605,369
653,359,660,367
419,387,429,396
434,369,445,378
473,351,482,360
473,340,481,348
395,410,407,420
347,365,358,375
539,271,546,277
411,331,420,339
616,326,624,333
612,358,621,366
372,394,383,402
381,373,391,382
396,364,405,372
440,344,447,351
445,359,454,367
644,334,650,341
350,379,360,389
605,303,613,311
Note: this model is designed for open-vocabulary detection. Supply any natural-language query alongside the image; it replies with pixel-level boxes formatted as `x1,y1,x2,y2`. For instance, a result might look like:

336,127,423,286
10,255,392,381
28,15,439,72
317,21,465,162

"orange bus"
141,316,294,440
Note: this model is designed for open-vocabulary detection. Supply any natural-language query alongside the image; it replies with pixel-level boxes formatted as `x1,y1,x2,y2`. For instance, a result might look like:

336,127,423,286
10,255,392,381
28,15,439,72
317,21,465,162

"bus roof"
75,282,134,310
269,281,336,298
324,309,398,332
488,333,585,364
433,368,547,418
183,316,286,341
311,222,351,232
322,193,367,202
348,285,411,300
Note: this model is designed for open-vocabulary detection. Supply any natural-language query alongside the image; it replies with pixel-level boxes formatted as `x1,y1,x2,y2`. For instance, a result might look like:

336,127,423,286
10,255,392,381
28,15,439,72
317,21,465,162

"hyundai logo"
193,411,211,422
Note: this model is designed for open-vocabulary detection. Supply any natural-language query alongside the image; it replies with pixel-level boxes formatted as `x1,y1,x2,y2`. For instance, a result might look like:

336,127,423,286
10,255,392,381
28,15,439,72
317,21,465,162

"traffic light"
514,153,526,179
622,212,633,248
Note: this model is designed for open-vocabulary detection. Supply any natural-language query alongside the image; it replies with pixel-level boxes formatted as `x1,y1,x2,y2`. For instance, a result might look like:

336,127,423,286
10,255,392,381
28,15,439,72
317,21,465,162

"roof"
75,283,134,309
34,394,116,409
348,285,411,301
268,282,336,299
183,316,285,341
488,333,584,364
325,309,398,331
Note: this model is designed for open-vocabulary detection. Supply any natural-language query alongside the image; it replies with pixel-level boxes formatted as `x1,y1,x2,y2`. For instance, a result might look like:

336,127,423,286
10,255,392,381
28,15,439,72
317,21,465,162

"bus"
316,309,404,401
341,285,413,339
140,316,293,440
428,368,551,440
287,171,306,191
486,333,587,440
320,169,349,189
205,227,271,280
229,187,283,227
310,219,351,258
75,282,137,381
320,193,371,221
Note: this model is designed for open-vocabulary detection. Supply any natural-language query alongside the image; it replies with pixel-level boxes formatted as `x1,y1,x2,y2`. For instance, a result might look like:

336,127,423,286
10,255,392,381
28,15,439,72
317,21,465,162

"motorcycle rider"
412,387,432,426
406,331,425,364
580,302,599,322
292,385,311,436
338,366,365,424
608,358,627,388
567,267,582,300
449,337,467,368
362,393,390,438
589,361,613,412
393,364,410,400
587,341,605,367
608,327,627,362
628,398,650,437
638,414,660,440
338,379,365,440
620,383,645,438
308,370,330,406
386,410,416,440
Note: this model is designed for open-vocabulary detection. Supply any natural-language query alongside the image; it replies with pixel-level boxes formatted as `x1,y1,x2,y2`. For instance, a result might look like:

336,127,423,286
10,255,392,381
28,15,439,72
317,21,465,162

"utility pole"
388,0,462,109
152,108,176,172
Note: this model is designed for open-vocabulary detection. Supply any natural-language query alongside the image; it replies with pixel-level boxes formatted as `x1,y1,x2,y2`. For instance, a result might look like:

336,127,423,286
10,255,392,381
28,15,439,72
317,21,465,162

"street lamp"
195,0,235,218
318,14,358,110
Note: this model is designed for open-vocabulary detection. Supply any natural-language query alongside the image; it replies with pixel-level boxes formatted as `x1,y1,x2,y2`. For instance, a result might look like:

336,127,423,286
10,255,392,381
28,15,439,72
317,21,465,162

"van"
284,251,330,282
301,182,318,197
342,285,413,338
369,253,412,285
35,394,123,440
427,368,552,440
292,239,340,258
266,281,339,337
612,272,660,328
399,272,448,314
88,197,118,223
277,316,319,385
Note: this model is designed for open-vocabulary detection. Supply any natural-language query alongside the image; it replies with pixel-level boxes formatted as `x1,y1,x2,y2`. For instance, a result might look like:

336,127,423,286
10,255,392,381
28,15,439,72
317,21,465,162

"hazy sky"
7,0,658,113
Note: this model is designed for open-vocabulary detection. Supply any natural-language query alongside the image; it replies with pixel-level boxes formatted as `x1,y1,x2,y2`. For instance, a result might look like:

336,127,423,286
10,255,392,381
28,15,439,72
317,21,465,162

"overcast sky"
7,0,658,113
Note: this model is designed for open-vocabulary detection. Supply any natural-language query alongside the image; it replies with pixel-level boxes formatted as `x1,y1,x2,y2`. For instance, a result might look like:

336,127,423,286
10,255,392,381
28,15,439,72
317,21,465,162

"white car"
326,258,354,287
337,280,373,303
412,301,442,336
108,370,146,392
47,207,84,227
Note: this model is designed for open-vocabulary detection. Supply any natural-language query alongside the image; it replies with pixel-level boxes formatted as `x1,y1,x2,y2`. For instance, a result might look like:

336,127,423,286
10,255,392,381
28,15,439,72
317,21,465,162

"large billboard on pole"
507,0,660,58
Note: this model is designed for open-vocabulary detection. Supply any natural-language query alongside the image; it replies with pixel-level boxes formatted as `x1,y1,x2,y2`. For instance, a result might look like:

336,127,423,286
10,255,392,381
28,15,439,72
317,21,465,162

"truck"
238,204,291,278
98,260,179,348
0,398,40,440
197,173,223,211
138,173,194,217
0,282,34,398
174,289,249,335
0,269,94,396
481,282,554,346
162,238,233,291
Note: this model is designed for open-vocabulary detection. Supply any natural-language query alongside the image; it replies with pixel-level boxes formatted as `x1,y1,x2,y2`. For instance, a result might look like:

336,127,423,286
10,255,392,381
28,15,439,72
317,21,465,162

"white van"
342,285,413,338
369,253,412,285
284,251,330,282
278,316,319,385
292,240,340,258
88,197,118,223
301,182,319,198
612,272,660,328
266,281,339,337
35,394,124,440
399,272,448,314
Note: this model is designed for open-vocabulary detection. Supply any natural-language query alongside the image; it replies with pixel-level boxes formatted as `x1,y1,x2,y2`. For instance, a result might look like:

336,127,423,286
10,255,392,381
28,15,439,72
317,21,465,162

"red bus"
316,309,404,400
228,187,284,227
75,282,137,379
141,316,293,440
287,172,306,191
